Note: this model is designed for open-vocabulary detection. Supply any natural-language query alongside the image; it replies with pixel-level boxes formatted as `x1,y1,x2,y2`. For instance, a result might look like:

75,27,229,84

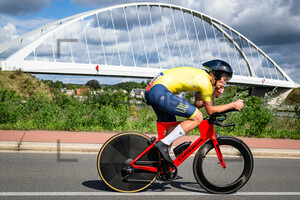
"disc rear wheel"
97,132,160,193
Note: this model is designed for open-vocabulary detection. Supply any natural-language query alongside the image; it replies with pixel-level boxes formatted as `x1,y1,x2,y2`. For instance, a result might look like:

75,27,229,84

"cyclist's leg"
152,89,203,145
146,83,177,137
179,110,203,133
146,84,203,163
146,104,175,163
161,111,203,146
156,96,202,163
146,84,204,137
151,104,176,123
148,98,176,152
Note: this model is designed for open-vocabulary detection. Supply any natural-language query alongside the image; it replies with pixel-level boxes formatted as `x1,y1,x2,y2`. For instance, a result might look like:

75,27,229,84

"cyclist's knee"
191,110,203,124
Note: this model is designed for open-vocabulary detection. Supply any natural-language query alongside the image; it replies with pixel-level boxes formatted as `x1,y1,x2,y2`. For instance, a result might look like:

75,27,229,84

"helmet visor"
220,73,232,82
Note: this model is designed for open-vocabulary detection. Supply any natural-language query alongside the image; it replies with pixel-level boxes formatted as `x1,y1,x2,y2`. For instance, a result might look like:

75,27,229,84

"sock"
161,124,186,145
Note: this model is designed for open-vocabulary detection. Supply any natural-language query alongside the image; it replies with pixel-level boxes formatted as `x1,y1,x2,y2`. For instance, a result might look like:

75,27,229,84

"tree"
86,79,101,90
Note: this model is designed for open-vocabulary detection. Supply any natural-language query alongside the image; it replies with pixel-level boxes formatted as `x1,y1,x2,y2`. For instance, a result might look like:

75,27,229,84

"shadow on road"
170,180,207,193
82,180,111,191
82,179,207,194
82,179,172,192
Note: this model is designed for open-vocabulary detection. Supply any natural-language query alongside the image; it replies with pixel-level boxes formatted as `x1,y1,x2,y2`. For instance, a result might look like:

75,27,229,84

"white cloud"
0,23,19,45
2,16,55,35
0,15,55,47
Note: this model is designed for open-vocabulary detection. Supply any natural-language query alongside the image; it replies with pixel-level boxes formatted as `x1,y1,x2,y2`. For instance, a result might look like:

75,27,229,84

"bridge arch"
0,3,295,88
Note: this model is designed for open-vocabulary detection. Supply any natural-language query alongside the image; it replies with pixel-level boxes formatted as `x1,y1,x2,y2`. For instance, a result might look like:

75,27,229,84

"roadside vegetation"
0,70,299,139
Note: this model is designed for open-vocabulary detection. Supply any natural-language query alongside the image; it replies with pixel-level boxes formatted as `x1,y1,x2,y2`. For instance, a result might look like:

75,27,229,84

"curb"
1,141,300,159
250,148,300,159
0,141,102,153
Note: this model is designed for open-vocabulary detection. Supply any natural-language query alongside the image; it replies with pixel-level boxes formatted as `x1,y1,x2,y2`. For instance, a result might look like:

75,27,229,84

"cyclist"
145,59,244,164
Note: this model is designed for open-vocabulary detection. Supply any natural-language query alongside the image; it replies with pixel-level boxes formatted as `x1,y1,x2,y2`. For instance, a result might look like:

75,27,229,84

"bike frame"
130,119,226,173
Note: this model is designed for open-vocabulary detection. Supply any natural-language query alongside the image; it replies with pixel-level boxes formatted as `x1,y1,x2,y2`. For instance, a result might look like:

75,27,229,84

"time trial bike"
97,108,254,194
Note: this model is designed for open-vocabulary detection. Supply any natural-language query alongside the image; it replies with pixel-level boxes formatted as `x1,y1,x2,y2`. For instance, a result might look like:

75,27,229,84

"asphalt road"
0,152,300,200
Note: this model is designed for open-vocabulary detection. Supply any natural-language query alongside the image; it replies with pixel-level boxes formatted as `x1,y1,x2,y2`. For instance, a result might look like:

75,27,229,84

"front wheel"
193,136,254,194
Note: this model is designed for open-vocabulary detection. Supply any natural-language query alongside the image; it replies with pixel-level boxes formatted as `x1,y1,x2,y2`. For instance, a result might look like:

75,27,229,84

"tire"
97,132,160,193
193,136,253,194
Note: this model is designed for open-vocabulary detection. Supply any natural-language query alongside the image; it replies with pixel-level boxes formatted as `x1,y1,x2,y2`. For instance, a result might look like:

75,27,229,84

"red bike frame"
130,119,226,173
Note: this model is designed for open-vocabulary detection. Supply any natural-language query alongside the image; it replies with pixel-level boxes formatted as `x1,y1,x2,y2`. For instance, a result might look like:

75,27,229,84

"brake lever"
222,123,235,127
215,122,235,134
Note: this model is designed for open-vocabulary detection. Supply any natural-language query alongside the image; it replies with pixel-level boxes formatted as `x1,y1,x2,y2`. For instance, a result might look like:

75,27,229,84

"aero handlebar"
208,108,239,127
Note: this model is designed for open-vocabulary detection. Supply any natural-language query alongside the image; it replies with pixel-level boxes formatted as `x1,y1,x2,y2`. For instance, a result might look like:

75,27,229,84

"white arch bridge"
0,3,296,89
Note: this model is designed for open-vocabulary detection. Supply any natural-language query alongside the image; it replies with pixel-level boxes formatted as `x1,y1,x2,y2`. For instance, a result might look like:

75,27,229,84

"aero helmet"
202,59,233,84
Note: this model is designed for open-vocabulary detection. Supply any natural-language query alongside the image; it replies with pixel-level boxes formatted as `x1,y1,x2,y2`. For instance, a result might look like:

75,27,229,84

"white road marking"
0,192,300,196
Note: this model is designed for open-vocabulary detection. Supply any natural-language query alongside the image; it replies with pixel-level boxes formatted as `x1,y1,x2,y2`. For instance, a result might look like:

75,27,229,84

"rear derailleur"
121,159,135,182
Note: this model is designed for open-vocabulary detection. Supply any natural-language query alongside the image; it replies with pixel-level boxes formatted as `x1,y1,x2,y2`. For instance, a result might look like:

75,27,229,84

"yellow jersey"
152,67,213,102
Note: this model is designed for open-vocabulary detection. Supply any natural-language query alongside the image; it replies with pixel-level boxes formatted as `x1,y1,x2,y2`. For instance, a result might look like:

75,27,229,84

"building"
130,89,145,99
75,88,90,96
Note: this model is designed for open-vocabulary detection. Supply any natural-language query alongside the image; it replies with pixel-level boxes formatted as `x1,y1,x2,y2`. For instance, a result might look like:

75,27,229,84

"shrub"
0,89,20,124
87,90,129,107
214,86,274,137
240,96,274,136
285,88,300,105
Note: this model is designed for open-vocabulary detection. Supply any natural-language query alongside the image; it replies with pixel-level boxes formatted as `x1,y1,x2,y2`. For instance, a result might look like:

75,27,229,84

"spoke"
212,167,224,184
224,168,228,185
204,145,244,185
224,166,241,177
203,167,221,175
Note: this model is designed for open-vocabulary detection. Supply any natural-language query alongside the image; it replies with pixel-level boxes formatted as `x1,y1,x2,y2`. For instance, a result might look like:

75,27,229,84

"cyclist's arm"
195,92,204,109
195,88,223,109
203,100,243,115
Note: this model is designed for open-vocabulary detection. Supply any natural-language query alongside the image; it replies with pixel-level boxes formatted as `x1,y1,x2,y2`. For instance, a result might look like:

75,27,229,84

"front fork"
211,133,226,168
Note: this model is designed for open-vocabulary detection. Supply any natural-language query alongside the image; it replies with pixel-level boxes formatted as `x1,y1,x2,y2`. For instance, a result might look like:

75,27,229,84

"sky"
0,0,299,85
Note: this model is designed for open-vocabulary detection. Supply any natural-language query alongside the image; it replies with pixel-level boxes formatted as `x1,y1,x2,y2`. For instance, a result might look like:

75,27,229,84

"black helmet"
202,59,233,83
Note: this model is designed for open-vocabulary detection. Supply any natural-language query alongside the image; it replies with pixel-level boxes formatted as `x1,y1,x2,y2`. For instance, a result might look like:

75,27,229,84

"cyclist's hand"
216,86,224,96
232,99,243,110
212,86,224,99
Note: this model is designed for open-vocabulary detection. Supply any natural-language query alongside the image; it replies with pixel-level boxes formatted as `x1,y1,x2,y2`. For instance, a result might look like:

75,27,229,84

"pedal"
157,161,178,181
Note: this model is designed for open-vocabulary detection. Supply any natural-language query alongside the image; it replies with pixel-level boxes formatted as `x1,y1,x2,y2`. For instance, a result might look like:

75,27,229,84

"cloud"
71,0,118,8
0,0,51,16
187,0,300,83
71,0,195,9
1,0,299,84
71,0,300,47
0,14,55,39
0,23,19,44
70,0,300,83
6,2,295,82
286,0,300,16
227,2,300,46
